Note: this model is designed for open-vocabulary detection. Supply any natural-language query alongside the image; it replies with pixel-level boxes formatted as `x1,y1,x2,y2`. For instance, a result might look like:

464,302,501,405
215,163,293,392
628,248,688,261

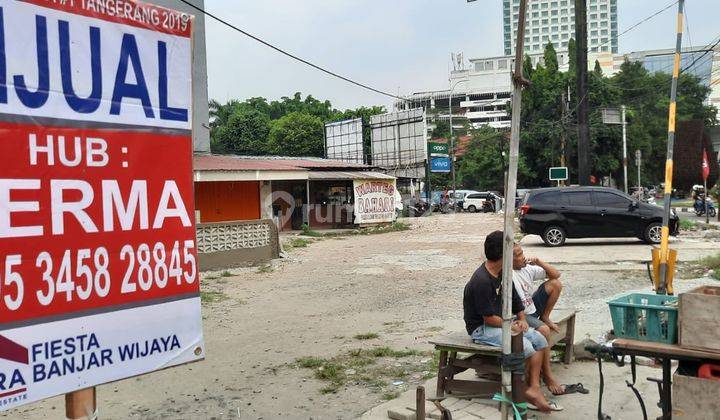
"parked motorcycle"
407,199,430,217
695,197,717,217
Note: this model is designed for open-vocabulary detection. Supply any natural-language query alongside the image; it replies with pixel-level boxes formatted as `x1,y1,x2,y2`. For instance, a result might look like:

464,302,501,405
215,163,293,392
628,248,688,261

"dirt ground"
5,213,719,420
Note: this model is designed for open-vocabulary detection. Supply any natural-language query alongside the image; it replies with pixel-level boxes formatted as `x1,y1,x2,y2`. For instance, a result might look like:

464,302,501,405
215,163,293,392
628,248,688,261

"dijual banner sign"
353,180,397,224
0,0,203,411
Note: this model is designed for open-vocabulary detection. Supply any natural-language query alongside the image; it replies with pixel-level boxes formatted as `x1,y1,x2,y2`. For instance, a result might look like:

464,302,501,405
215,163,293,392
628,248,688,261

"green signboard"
549,166,568,181
428,142,449,156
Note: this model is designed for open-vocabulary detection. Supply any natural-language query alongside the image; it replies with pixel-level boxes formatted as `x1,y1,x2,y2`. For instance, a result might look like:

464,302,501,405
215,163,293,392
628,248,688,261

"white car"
463,192,499,213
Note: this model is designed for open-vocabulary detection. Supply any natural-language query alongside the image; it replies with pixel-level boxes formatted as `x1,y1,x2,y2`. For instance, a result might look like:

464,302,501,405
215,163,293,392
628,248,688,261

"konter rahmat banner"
0,0,203,411
353,180,397,224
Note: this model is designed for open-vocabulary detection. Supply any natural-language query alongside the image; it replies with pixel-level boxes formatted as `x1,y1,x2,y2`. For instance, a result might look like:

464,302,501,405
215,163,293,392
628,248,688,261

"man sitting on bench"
463,231,551,413
512,243,566,396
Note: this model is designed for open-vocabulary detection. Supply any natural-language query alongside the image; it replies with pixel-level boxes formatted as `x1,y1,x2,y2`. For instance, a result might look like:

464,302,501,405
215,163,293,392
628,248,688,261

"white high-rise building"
503,0,618,56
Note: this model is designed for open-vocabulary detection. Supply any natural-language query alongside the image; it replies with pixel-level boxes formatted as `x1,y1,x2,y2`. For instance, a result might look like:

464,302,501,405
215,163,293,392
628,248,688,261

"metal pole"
705,177,709,224
637,152,641,193
622,105,628,194
575,0,590,185
658,0,684,295
501,0,529,417
449,89,455,199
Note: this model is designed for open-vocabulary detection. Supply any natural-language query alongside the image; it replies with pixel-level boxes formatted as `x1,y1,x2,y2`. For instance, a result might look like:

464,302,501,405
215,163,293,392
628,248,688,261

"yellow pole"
657,0,684,295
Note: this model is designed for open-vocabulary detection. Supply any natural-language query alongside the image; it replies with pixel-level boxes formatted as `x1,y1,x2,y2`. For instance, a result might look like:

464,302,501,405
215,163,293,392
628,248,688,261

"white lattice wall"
196,221,272,253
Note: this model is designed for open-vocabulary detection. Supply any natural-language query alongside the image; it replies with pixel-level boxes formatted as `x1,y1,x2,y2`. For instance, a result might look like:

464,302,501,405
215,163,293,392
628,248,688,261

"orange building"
193,155,396,231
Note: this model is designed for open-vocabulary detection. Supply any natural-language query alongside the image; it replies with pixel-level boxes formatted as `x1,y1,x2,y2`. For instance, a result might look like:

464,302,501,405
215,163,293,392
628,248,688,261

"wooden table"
611,339,720,419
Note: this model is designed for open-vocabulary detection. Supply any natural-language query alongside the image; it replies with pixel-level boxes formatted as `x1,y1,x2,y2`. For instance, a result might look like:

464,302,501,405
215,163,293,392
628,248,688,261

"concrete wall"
149,0,210,153
196,219,279,270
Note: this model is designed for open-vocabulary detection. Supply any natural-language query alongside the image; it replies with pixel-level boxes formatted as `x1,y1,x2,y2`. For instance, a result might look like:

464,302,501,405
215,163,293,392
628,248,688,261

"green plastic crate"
607,293,679,344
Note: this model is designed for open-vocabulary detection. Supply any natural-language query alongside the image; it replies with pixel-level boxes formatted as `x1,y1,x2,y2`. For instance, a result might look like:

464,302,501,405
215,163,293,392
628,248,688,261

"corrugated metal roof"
307,171,395,180
193,154,370,171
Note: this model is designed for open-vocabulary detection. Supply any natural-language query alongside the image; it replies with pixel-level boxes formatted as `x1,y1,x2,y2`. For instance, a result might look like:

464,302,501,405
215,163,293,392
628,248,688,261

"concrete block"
442,398,473,411
459,401,497,418
387,408,416,420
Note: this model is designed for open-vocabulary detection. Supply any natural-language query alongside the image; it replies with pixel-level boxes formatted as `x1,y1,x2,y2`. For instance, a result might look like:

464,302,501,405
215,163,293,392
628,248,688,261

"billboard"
0,0,203,411
370,108,427,178
431,157,452,173
353,180,397,224
324,117,364,164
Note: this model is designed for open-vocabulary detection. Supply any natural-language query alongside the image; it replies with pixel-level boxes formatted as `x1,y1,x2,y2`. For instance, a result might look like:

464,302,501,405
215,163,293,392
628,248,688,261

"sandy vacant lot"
6,213,718,420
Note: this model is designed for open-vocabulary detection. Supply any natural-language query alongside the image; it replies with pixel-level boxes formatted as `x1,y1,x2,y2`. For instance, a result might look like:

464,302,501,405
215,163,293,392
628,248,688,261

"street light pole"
449,79,467,203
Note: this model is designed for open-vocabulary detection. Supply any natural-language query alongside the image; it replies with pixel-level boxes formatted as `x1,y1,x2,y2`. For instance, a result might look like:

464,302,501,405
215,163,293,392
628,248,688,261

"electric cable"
176,0,404,100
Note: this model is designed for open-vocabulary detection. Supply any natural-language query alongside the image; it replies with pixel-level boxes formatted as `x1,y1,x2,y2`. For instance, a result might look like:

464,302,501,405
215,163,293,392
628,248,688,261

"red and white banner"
0,0,203,411
702,149,710,181
353,179,397,224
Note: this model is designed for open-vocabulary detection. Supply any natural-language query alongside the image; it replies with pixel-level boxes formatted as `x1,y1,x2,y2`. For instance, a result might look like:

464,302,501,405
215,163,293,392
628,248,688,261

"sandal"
563,383,590,395
527,400,564,412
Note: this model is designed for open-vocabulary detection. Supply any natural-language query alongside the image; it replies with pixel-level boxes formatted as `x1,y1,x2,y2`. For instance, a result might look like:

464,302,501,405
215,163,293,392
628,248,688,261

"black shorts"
531,281,551,318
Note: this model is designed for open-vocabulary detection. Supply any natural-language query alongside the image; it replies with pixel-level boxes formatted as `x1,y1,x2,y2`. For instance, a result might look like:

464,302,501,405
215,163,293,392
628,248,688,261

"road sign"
635,149,642,166
549,166,569,181
601,108,622,125
0,1,203,411
431,157,452,173
428,142,449,156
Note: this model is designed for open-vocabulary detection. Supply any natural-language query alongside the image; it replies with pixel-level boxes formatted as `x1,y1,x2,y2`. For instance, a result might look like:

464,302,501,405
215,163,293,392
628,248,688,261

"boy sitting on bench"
512,243,567,396
463,231,552,413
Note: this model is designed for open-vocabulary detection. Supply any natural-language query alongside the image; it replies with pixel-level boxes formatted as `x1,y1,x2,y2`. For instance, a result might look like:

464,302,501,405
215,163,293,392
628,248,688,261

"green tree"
267,112,325,156
209,95,386,158
211,107,271,155
593,60,603,76
519,53,716,187
431,120,451,140
567,38,577,76
457,127,530,190
544,42,559,73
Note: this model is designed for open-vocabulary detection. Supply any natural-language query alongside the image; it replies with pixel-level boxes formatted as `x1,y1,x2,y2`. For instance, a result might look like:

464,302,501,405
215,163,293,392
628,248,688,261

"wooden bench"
429,309,576,398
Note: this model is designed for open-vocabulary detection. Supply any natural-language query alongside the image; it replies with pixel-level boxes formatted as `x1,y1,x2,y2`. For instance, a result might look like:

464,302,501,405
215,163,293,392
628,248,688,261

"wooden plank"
673,373,720,419
613,339,720,360
430,309,576,353
550,309,576,324
680,286,720,352
445,379,501,396
436,351,448,398
430,332,502,354
563,313,576,364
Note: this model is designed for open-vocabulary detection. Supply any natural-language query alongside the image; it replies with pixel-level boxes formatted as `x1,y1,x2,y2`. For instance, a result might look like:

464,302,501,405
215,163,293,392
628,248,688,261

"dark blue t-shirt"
463,263,524,334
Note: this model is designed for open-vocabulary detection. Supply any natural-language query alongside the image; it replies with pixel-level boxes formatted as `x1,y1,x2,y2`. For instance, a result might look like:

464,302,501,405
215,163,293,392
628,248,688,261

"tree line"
209,93,385,157
430,41,716,191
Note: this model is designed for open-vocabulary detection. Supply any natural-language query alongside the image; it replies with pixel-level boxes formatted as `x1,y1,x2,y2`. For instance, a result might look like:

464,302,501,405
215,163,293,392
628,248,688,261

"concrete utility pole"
622,105,628,194
636,149,642,193
574,0,590,185
501,0,530,417
560,85,570,186
658,0,685,295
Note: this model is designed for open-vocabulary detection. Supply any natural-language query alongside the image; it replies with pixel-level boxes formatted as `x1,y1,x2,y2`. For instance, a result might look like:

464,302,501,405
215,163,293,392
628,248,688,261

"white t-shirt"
512,265,546,315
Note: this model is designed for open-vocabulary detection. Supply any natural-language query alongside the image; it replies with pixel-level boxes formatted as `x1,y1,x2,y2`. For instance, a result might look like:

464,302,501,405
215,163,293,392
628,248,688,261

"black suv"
519,187,679,246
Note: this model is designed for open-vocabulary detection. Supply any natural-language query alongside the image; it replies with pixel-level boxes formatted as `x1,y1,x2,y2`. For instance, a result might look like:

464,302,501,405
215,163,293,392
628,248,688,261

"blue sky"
204,0,718,111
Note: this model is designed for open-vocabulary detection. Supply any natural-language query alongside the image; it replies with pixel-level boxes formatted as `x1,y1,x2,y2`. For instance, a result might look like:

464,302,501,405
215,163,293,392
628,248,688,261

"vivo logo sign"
431,157,451,173
0,2,192,129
